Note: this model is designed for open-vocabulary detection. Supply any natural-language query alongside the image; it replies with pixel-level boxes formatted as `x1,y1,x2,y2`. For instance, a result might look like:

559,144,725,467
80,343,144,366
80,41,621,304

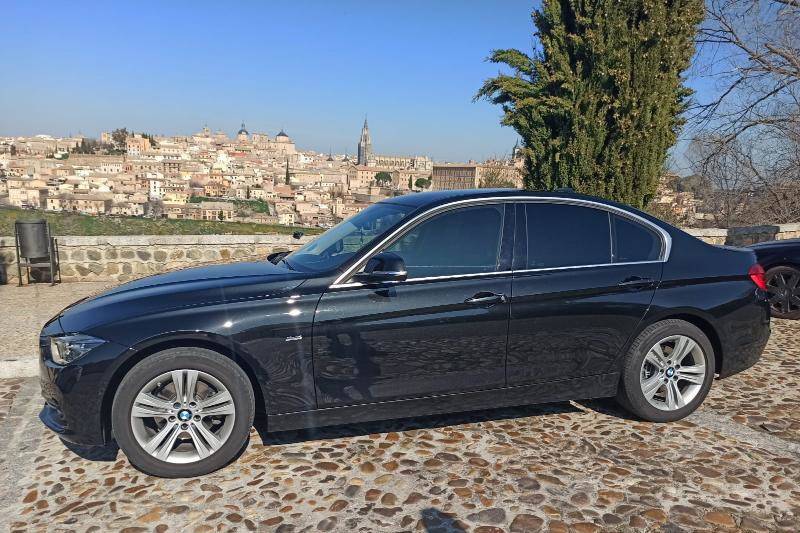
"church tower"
357,117,372,166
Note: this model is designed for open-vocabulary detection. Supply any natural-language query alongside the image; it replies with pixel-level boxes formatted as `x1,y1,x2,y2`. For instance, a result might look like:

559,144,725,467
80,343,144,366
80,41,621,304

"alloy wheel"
130,369,236,463
639,335,707,411
765,269,800,317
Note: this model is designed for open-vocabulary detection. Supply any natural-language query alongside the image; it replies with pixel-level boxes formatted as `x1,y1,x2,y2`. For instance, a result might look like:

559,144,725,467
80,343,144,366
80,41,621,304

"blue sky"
1,1,709,167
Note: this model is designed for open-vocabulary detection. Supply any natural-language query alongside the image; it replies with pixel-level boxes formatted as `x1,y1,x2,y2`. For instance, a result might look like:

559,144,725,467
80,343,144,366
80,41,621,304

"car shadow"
56,399,636,465
254,401,585,446
576,397,636,419
420,507,467,532
59,437,120,462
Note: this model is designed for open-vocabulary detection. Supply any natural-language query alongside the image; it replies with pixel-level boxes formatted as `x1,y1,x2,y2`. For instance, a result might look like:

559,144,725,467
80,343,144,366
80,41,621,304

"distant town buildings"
0,119,522,227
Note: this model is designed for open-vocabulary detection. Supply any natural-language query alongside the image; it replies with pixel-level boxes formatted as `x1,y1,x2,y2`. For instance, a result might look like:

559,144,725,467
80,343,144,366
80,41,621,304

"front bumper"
38,322,130,446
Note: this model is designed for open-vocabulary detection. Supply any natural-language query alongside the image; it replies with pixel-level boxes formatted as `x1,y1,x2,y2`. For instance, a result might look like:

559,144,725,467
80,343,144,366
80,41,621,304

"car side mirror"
267,251,289,264
352,252,407,284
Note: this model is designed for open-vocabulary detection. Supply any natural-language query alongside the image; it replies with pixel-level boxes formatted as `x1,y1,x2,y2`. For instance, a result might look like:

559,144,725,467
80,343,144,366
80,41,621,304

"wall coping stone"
727,223,800,235
0,234,313,246
685,228,728,237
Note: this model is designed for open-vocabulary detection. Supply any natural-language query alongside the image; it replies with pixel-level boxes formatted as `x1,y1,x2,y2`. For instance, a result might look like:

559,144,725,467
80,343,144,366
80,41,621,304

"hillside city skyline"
0,115,528,230
0,118,517,165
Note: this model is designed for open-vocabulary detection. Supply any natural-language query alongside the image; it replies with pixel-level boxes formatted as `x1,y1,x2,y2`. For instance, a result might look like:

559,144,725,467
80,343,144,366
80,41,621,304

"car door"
507,201,664,385
312,202,514,408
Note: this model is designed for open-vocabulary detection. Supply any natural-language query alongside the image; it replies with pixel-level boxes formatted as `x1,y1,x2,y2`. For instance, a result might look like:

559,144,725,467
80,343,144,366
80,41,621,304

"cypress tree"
476,0,702,207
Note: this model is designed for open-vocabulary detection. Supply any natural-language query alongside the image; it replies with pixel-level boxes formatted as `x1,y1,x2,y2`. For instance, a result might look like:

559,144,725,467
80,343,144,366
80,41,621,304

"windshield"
284,202,414,272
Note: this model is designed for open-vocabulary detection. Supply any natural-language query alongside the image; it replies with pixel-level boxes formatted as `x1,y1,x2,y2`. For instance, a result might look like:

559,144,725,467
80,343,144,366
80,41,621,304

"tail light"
748,263,767,290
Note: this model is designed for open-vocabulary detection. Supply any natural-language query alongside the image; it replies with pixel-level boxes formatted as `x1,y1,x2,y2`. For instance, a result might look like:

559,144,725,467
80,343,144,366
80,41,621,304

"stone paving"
0,377,24,424
0,282,112,362
0,318,798,532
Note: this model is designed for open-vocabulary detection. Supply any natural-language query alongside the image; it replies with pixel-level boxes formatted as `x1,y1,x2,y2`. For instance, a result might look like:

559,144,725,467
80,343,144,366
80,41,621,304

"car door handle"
464,292,507,306
618,276,655,287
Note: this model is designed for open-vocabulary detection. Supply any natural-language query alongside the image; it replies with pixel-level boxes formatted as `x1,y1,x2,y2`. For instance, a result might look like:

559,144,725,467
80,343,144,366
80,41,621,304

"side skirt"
268,372,619,432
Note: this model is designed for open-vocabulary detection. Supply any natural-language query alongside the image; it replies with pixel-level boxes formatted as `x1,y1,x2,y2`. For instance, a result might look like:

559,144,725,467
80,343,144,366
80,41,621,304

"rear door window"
524,203,612,269
613,215,662,262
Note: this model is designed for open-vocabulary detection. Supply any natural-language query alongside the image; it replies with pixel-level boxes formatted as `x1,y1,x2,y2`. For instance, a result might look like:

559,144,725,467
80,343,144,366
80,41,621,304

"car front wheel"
616,319,715,422
111,347,255,477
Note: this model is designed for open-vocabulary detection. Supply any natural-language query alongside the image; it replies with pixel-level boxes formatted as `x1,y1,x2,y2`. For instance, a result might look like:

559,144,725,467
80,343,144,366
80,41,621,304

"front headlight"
50,334,106,365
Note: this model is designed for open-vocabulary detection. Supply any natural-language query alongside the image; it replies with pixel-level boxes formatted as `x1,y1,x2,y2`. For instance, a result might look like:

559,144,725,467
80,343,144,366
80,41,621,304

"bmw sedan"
39,189,771,477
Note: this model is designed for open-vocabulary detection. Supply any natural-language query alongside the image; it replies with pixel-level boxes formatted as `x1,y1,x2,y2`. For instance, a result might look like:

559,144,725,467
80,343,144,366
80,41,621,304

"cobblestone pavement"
0,282,112,361
0,320,798,532
0,377,24,424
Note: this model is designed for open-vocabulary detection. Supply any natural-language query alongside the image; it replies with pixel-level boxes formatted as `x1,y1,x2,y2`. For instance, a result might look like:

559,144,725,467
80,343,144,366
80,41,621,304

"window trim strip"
330,195,672,288
329,260,665,290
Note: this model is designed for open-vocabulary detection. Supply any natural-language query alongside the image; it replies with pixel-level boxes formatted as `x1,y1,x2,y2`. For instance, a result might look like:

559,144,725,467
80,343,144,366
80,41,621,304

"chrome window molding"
331,269,513,289
330,195,672,288
512,259,664,275
329,260,664,290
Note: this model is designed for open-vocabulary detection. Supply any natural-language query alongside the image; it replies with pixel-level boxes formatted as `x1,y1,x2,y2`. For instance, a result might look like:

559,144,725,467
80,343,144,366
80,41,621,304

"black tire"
111,347,255,477
765,266,800,320
616,319,715,422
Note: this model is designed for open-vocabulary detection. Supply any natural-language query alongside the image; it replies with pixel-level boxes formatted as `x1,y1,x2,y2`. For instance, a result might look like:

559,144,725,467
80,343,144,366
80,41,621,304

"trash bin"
14,220,60,286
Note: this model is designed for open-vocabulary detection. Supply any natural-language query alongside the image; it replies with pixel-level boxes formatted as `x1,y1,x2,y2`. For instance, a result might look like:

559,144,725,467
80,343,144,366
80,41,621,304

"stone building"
368,154,432,171
125,135,151,156
430,163,482,190
46,194,113,215
236,123,249,142
354,118,432,173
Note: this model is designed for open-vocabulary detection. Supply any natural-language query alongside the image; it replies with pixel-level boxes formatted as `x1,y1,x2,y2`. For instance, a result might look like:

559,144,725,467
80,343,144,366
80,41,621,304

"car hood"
57,261,310,333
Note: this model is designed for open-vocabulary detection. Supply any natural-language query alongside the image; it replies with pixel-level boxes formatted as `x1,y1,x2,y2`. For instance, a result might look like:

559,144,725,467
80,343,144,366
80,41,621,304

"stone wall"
1,222,799,285
0,234,311,285
686,223,800,246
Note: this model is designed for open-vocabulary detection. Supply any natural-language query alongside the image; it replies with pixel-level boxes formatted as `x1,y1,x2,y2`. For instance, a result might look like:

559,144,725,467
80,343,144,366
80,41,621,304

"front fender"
89,291,321,419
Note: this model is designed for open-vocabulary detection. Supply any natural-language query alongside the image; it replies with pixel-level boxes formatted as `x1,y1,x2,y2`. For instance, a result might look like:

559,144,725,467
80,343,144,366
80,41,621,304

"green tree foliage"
375,171,393,186
140,132,158,148
72,138,100,154
414,177,431,189
480,166,519,189
111,128,129,150
476,0,702,207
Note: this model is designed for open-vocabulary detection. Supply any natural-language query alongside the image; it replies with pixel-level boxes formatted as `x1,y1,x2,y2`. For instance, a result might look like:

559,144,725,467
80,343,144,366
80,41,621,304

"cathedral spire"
357,116,372,166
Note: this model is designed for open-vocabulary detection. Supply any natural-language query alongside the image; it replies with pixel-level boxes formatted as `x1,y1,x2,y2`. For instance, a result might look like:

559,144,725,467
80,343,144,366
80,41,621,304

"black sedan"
39,189,771,477
749,238,800,319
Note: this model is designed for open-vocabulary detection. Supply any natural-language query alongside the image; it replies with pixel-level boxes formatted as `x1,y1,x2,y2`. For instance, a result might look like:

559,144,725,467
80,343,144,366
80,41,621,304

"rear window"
614,215,661,262
525,203,611,269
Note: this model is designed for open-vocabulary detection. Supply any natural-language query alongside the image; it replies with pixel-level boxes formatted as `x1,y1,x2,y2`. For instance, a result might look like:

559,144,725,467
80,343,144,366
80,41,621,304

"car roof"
379,188,677,238
381,188,614,209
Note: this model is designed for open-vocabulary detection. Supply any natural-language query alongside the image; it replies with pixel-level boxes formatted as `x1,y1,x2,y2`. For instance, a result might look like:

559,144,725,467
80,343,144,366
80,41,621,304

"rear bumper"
718,322,769,377
718,289,771,378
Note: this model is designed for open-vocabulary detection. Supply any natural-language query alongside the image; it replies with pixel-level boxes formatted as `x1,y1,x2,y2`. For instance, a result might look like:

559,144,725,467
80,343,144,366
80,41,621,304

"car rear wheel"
616,319,715,422
765,266,800,320
111,347,254,477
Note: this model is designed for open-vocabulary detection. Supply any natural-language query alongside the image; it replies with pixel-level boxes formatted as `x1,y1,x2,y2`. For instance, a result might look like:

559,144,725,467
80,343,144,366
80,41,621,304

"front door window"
384,204,505,278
